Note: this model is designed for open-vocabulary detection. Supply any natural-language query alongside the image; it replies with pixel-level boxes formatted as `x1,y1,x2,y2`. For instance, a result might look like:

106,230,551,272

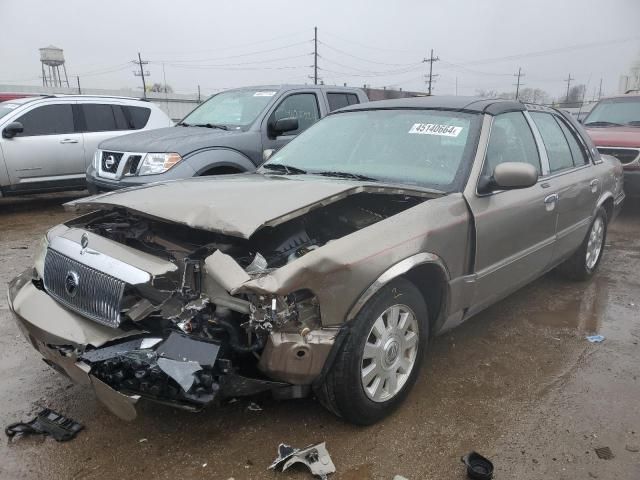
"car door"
464,111,557,313
2,102,84,189
529,111,597,263
77,103,137,170
261,91,322,154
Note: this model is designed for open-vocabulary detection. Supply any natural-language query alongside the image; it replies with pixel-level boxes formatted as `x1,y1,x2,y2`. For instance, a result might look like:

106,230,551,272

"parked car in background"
85,84,368,193
0,95,172,196
583,93,640,196
9,97,623,425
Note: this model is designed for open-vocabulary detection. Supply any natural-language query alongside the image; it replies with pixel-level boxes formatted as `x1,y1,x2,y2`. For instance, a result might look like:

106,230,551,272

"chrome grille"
101,151,124,173
43,248,125,328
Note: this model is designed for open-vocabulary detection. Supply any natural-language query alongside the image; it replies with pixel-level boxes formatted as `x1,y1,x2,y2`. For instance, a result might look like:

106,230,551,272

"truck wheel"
319,278,428,425
559,207,608,281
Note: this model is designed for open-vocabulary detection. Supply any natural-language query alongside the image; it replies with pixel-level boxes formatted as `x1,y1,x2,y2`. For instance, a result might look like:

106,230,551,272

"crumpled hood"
66,174,370,239
585,126,640,148
98,126,257,156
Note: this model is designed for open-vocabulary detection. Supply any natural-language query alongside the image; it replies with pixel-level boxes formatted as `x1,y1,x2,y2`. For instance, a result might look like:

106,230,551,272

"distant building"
619,54,640,93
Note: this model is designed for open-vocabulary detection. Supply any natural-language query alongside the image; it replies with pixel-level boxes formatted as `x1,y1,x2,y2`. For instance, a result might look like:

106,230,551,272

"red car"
584,93,640,197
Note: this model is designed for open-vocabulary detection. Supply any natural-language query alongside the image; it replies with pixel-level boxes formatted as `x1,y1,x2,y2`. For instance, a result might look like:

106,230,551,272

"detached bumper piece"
269,442,336,480
82,332,221,409
5,408,84,442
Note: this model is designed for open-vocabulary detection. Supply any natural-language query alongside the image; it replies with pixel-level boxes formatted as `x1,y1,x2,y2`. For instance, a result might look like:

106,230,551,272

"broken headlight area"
82,333,221,408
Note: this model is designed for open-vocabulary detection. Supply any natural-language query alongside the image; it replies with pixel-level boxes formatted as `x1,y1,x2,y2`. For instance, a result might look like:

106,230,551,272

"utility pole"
597,78,603,99
76,76,81,95
313,26,318,85
133,52,149,98
564,73,574,103
423,49,439,96
197,85,201,103
513,67,524,100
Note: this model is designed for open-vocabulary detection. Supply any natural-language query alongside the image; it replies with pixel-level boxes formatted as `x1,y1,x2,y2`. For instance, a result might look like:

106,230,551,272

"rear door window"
125,106,151,129
530,112,574,173
271,93,320,135
555,116,589,166
82,104,118,132
15,104,75,136
327,93,360,112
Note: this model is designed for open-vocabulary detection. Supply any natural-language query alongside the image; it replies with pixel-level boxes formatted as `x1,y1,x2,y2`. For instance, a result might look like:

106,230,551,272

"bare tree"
148,83,173,93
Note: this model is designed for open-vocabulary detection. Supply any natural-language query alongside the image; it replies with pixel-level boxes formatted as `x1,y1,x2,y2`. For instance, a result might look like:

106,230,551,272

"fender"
186,148,257,176
345,252,451,323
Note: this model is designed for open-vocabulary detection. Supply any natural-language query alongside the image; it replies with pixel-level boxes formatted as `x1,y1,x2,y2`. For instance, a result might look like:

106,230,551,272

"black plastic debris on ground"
5,408,83,442
595,446,615,460
269,442,336,479
461,451,494,480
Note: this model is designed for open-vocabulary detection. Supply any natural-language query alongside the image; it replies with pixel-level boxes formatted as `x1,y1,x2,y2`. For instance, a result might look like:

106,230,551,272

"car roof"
224,84,365,94
333,95,537,115
1,94,150,106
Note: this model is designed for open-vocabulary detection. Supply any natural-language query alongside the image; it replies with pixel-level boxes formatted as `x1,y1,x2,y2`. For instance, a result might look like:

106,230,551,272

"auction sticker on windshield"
254,91,276,97
409,123,463,137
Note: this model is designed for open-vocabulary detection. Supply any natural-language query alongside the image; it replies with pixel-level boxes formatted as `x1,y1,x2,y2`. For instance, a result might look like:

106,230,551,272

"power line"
423,49,439,96
318,40,422,67
150,41,312,64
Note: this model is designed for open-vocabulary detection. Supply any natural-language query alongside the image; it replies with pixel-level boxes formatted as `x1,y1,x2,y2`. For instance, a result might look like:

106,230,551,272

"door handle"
590,179,600,193
60,138,78,144
544,193,558,211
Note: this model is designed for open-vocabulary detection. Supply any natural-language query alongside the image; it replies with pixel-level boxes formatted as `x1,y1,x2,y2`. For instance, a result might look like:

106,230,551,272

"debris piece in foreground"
594,446,614,460
586,335,605,343
461,451,493,480
269,442,336,479
5,408,84,442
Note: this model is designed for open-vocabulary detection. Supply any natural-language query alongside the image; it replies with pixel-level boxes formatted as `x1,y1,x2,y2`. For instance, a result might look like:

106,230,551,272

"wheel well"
200,166,244,176
601,197,614,223
402,263,448,332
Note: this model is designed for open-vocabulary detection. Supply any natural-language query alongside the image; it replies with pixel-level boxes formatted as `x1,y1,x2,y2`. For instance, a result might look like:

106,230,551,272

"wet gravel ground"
0,192,639,480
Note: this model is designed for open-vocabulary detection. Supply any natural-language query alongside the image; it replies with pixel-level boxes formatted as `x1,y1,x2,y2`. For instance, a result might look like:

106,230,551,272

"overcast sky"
1,0,639,99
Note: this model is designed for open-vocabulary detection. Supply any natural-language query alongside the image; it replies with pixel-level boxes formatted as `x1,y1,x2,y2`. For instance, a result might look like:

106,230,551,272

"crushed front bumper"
8,269,142,420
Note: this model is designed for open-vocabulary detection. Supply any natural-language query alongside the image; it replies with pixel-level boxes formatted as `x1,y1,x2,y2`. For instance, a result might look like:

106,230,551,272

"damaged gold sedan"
8,97,623,425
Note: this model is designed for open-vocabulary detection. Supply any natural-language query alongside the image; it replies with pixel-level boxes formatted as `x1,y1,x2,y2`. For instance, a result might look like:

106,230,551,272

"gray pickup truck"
86,85,367,192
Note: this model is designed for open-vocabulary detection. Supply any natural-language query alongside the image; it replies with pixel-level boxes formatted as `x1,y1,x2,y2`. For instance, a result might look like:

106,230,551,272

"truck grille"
597,148,639,165
101,151,124,173
43,248,125,328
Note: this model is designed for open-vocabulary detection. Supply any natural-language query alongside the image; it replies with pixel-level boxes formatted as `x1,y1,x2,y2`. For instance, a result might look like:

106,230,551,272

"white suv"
0,95,172,196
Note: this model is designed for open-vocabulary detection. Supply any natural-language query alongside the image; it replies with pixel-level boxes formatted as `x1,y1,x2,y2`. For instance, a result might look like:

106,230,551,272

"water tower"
40,45,70,88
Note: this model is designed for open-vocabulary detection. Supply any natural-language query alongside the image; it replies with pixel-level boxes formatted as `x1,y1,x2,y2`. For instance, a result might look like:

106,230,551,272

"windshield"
181,89,277,129
584,97,640,127
0,102,22,121
261,109,481,192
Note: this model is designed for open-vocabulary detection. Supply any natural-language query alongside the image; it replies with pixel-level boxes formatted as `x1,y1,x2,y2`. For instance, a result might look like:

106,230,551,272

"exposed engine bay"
49,191,428,410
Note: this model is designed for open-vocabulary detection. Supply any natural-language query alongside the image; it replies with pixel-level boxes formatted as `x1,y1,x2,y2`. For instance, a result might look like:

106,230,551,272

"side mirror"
479,162,538,192
263,149,276,162
2,121,24,139
270,117,298,137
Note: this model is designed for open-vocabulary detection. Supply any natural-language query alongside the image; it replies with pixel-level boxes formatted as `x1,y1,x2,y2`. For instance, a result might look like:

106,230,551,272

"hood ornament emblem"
80,233,89,255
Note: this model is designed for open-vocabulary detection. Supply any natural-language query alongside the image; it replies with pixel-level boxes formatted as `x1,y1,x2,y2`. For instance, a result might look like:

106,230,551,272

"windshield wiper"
194,123,228,130
584,121,623,127
625,121,640,127
262,163,307,175
176,122,190,126
314,171,379,182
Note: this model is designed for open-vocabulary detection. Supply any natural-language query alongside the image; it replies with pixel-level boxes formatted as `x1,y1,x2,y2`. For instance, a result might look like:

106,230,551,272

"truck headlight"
138,153,182,176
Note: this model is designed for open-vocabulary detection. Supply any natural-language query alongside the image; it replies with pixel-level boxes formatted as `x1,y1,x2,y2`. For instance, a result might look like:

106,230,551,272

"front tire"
319,278,429,425
559,207,607,281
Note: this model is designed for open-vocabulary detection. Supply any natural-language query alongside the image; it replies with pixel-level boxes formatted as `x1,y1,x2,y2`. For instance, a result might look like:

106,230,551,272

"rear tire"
318,278,429,425
558,207,607,281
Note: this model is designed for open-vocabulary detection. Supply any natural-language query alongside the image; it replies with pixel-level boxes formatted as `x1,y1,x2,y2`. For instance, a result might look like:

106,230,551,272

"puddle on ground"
526,275,610,334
